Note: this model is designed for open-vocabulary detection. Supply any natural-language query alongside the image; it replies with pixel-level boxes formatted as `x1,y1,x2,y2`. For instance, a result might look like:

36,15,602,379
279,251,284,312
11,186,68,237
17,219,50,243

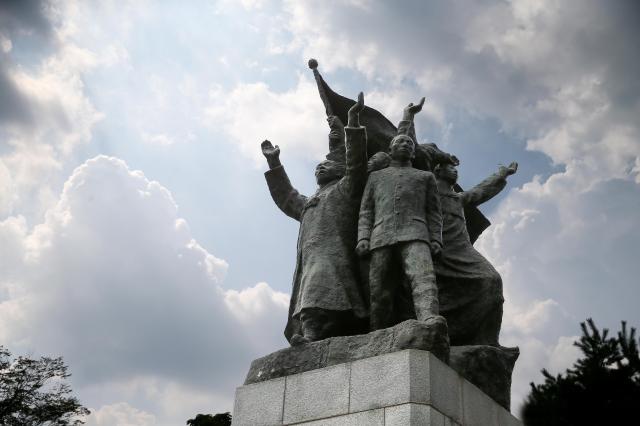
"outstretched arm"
461,162,518,207
397,97,425,142
340,92,368,198
262,140,307,221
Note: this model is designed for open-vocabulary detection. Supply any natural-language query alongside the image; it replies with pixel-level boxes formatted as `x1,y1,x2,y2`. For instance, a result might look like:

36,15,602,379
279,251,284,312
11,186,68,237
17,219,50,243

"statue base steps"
232,349,521,425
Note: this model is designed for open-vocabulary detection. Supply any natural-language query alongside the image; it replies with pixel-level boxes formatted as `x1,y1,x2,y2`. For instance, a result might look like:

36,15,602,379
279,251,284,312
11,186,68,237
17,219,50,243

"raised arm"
339,92,368,198
461,162,518,207
262,140,308,221
425,173,443,254
356,176,375,256
396,97,425,143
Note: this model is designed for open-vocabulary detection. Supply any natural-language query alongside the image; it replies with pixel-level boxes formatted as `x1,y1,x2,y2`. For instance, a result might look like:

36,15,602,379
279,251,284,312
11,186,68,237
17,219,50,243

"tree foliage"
522,318,640,425
186,412,232,426
0,346,90,425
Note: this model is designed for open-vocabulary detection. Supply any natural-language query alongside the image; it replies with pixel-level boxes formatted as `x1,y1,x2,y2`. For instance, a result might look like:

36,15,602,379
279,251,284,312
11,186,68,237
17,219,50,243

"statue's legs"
399,241,439,320
368,246,394,331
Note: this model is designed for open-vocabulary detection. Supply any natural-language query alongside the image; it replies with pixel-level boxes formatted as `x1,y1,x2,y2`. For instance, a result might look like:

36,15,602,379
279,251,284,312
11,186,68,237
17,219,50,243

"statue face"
368,152,391,173
438,163,459,183
389,135,415,161
315,160,344,185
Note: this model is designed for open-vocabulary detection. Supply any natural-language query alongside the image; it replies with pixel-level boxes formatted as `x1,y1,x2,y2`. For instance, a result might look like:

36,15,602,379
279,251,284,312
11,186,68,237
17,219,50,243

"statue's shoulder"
368,169,387,179
412,167,436,180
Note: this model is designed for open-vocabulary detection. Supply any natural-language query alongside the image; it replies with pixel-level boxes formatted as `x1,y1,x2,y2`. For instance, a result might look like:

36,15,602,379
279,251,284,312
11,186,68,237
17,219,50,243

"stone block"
283,363,350,424
349,350,462,423
385,403,447,426
497,405,522,426
234,349,521,426
462,379,499,426
233,378,285,426
422,352,463,423
443,417,461,426
349,351,412,412
296,408,384,425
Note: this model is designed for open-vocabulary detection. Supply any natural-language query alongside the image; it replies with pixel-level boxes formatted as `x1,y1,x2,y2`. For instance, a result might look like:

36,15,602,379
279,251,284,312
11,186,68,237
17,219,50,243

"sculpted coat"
358,166,443,250
264,126,368,342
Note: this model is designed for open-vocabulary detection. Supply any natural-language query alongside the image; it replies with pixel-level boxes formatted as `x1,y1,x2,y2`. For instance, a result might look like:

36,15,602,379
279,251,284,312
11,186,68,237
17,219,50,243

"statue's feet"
393,317,451,363
290,334,312,346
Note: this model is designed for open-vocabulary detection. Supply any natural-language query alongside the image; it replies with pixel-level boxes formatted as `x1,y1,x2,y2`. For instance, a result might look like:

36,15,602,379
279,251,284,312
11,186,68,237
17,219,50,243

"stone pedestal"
233,349,521,426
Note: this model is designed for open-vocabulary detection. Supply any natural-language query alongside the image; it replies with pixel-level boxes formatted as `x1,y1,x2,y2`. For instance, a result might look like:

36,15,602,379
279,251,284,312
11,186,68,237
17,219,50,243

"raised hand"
403,97,426,121
347,92,365,127
261,139,282,169
498,161,518,177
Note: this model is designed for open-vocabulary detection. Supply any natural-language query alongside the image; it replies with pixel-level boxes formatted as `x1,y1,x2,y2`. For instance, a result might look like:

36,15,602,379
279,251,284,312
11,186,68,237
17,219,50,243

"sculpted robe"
264,126,368,342
436,172,507,346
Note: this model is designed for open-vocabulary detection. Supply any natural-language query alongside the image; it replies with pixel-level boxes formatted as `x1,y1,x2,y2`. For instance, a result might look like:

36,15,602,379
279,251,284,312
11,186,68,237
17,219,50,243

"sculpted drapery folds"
434,161,518,346
261,76,518,351
262,93,369,345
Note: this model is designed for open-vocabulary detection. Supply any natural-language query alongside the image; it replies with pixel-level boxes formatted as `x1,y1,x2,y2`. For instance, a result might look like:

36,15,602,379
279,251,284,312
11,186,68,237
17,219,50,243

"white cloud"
0,155,288,424
498,285,578,412
205,74,450,166
504,299,566,336
0,34,11,53
481,168,640,412
206,75,328,165
85,402,156,426
548,335,581,374
0,5,105,220
225,281,289,323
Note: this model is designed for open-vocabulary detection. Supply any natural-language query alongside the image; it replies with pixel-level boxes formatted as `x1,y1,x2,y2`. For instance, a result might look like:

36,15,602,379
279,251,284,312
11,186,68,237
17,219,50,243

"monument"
232,60,522,425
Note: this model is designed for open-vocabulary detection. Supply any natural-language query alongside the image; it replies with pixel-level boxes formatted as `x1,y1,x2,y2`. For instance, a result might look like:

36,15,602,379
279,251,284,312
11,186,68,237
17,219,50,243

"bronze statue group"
262,78,517,350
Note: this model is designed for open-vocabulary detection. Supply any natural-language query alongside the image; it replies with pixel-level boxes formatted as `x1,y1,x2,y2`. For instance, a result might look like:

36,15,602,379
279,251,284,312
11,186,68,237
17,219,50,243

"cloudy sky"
1,0,638,424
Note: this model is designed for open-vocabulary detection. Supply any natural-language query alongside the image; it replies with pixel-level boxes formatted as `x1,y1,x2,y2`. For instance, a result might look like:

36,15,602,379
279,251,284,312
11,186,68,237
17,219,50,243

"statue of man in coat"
434,161,518,346
356,99,444,331
261,93,369,346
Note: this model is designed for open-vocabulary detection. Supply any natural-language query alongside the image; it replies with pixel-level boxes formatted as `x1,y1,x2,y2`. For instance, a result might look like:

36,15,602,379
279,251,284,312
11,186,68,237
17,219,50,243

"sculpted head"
388,135,415,162
368,151,391,173
434,162,459,184
315,159,345,185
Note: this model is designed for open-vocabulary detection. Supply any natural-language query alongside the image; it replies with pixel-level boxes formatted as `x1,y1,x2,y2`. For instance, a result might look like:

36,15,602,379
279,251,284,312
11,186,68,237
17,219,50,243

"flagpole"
308,58,333,116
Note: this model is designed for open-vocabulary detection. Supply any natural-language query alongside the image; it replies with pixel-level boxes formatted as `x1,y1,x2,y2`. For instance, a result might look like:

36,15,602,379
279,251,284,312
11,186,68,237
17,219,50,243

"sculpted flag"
308,59,490,243
309,59,396,158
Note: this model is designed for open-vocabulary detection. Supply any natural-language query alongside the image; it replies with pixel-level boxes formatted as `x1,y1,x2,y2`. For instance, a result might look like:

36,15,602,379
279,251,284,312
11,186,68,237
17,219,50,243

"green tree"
186,412,231,426
0,346,90,425
522,319,640,425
